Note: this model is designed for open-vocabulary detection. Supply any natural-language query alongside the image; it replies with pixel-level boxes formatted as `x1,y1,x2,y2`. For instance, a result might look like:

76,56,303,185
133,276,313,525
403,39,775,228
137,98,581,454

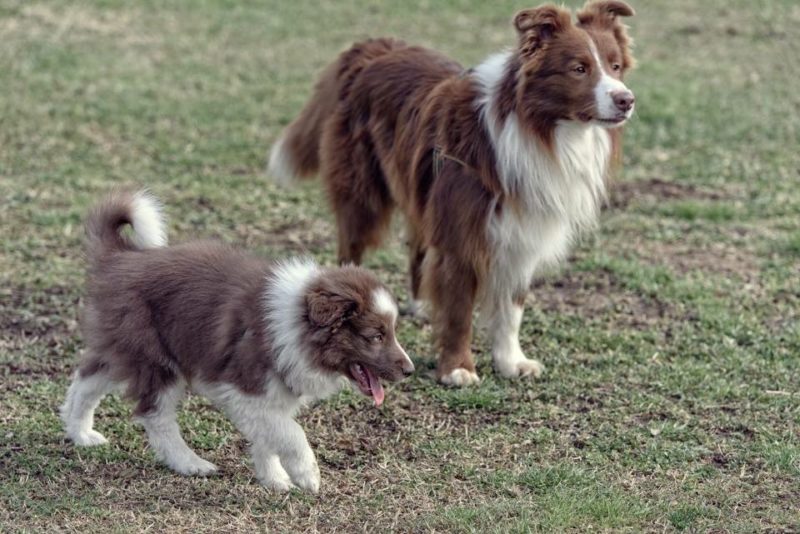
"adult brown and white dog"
268,1,635,386
60,191,413,492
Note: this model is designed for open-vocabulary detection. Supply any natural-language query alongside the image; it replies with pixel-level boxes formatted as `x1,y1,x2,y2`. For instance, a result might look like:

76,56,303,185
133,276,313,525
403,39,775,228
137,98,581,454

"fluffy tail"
267,38,403,186
85,190,167,262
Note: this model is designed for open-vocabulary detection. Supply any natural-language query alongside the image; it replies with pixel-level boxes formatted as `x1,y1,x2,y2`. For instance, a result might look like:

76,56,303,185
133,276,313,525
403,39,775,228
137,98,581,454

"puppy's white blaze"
130,190,167,249
372,287,398,323
263,258,346,400
268,135,297,186
587,38,633,121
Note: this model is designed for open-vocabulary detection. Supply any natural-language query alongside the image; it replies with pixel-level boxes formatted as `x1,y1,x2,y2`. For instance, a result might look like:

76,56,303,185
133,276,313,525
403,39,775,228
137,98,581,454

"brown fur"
272,1,635,381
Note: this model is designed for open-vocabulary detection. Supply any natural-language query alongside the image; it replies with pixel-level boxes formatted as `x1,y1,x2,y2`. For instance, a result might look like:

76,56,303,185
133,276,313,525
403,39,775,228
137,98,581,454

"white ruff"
473,51,611,313
263,258,346,401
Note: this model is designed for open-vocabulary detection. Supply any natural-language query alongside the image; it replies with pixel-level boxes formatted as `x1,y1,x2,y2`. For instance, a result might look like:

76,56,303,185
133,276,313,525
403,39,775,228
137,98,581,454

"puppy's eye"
371,334,384,344
612,63,621,71
574,65,587,74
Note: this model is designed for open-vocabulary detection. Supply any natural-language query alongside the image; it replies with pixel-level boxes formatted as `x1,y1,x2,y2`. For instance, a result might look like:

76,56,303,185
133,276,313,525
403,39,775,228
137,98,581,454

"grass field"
1,0,799,531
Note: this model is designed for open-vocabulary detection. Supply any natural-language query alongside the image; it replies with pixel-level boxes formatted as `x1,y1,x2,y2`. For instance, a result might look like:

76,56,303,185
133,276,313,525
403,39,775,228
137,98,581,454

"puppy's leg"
234,411,319,493
136,380,217,476
61,369,114,446
486,293,543,379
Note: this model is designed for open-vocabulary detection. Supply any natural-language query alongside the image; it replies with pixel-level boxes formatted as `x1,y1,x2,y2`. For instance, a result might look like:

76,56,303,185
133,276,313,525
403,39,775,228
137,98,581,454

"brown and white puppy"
60,191,413,492
268,1,635,386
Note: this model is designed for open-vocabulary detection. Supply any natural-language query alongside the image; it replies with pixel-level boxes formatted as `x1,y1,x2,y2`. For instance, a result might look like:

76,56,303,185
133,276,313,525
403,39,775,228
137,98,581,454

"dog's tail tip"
85,189,168,259
267,135,300,187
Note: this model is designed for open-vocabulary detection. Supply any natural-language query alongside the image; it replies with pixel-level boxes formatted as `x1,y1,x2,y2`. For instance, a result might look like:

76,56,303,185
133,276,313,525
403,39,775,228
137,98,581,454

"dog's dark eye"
371,334,384,344
612,63,621,71
574,65,587,74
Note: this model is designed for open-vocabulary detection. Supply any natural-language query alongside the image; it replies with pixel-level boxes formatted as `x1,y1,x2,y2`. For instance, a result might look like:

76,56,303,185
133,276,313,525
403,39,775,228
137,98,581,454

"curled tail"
85,190,167,262
267,38,404,185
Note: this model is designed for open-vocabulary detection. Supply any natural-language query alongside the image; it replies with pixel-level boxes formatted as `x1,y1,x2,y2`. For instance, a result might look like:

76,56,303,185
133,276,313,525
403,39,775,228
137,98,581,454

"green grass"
2,0,799,531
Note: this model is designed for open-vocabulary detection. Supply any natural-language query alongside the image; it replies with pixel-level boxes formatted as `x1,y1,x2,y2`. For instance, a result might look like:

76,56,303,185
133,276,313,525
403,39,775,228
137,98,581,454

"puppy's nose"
396,353,415,376
612,90,635,112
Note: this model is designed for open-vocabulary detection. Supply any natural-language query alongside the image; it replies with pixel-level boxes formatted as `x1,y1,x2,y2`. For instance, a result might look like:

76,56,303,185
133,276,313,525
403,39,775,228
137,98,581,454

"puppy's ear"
306,290,358,329
513,5,572,57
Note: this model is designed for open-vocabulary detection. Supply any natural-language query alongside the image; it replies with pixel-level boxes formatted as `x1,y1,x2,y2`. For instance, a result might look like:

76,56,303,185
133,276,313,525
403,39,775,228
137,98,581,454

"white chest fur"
474,52,611,306
485,117,609,302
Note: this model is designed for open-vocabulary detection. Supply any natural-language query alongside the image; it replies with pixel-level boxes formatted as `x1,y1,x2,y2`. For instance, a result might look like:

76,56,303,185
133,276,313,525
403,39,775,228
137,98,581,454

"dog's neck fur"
473,50,609,227
263,258,346,402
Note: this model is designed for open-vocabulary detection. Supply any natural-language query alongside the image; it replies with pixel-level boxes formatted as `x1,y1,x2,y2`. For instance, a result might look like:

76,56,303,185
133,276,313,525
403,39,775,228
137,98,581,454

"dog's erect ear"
514,5,572,57
577,1,635,28
306,290,359,329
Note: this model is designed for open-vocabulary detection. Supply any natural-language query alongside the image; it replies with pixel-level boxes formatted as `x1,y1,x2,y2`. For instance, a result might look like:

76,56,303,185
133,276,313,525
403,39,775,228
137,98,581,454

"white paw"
168,455,218,476
284,458,321,493
495,355,544,379
259,471,296,493
69,429,108,447
440,368,481,387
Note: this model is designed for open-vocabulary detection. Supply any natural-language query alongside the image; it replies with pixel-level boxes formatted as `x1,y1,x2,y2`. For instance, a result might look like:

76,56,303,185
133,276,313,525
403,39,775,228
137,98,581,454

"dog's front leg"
250,413,320,493
485,292,544,379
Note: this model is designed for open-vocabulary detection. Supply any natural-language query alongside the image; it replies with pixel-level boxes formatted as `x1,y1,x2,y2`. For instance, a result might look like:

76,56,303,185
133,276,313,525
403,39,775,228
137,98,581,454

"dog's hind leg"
61,363,115,446
136,378,217,476
321,111,394,265
401,224,428,319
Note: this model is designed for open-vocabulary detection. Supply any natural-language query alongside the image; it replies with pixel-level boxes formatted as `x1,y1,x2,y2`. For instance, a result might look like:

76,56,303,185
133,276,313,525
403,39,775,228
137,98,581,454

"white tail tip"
267,136,297,186
130,190,167,249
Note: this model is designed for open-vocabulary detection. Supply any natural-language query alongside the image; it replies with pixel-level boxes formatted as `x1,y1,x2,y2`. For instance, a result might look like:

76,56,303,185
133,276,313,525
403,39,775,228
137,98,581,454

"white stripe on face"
587,37,633,122
372,287,398,324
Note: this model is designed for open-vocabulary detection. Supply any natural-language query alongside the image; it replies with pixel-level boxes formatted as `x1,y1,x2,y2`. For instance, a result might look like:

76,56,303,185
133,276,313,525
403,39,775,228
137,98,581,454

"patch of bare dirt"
529,268,673,328
0,285,80,382
608,177,726,209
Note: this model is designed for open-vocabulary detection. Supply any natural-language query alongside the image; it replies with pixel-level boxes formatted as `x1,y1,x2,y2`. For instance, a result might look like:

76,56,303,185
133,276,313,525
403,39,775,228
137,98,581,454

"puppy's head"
304,266,413,406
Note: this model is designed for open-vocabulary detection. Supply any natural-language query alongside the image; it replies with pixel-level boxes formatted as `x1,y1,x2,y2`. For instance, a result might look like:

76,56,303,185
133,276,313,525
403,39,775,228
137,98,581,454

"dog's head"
513,1,636,131
304,266,413,406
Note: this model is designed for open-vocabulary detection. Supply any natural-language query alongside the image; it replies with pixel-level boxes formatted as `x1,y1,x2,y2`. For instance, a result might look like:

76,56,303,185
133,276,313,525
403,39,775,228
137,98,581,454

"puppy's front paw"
439,368,481,387
169,455,218,476
69,429,108,447
260,471,296,493
286,460,321,494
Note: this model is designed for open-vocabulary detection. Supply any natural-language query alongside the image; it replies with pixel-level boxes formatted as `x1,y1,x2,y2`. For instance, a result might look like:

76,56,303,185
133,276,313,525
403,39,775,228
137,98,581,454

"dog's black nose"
612,90,635,112
402,366,414,377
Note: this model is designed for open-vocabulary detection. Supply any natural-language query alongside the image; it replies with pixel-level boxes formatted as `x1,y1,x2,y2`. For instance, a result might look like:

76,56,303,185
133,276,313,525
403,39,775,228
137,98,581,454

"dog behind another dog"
61,190,413,492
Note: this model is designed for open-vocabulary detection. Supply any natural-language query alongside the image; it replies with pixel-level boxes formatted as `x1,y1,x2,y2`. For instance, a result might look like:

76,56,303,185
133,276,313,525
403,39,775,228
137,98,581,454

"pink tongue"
364,366,385,407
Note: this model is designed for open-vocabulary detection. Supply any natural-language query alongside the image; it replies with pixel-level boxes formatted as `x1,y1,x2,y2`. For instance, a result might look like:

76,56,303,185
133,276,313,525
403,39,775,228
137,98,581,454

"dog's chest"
487,121,610,295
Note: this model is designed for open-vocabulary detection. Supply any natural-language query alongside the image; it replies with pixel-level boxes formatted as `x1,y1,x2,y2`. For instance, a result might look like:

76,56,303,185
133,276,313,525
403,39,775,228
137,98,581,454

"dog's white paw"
495,354,544,379
69,429,108,447
168,455,218,476
440,368,481,387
